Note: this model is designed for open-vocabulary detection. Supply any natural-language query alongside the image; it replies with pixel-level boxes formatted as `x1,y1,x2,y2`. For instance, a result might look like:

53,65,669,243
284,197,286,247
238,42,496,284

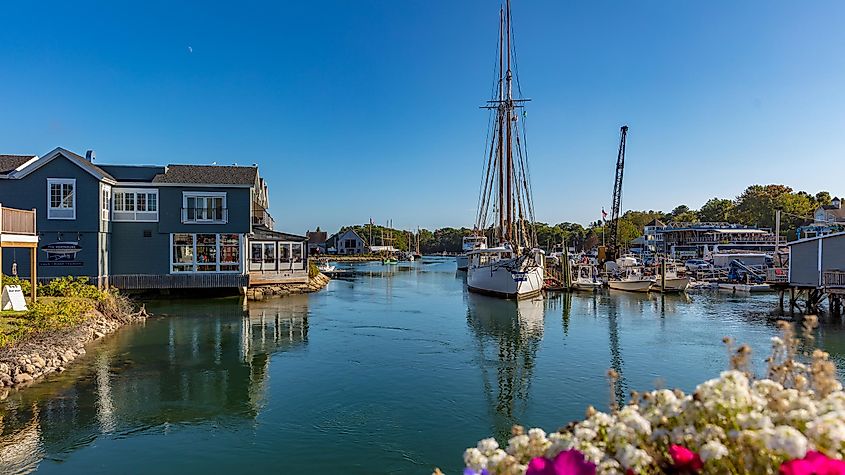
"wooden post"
30,246,36,302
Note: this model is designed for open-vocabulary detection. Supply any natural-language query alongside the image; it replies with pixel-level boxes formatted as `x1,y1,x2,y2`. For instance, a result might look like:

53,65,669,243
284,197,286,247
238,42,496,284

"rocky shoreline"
0,306,146,399
245,272,331,301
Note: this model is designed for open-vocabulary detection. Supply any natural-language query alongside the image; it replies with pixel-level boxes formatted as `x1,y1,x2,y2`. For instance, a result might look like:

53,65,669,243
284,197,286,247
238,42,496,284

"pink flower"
669,445,703,472
780,451,845,475
526,450,596,475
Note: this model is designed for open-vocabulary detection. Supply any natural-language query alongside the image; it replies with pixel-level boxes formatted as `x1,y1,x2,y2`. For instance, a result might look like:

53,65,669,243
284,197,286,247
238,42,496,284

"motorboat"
608,266,653,293
572,264,602,291
651,261,690,292
316,258,336,273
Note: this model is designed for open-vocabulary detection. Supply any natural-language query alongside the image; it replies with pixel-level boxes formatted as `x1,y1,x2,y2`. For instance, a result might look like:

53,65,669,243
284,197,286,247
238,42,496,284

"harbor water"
1,258,844,474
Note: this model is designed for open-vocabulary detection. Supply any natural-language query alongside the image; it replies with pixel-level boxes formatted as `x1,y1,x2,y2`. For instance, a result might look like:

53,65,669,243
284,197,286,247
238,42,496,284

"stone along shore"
0,303,146,399
246,272,331,301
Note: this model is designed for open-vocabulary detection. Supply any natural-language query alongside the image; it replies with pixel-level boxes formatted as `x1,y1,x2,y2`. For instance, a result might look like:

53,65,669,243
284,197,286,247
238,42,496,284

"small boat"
608,266,654,293
651,261,690,292
457,235,488,271
382,257,398,265
718,282,772,293
316,258,336,273
572,264,602,291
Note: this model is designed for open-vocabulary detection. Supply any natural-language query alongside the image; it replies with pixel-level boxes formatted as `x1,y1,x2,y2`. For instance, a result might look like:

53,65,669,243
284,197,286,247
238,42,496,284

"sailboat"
466,0,545,300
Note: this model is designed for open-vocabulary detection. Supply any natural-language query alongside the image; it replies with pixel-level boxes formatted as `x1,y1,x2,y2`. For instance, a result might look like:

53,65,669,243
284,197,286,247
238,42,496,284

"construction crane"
605,125,628,262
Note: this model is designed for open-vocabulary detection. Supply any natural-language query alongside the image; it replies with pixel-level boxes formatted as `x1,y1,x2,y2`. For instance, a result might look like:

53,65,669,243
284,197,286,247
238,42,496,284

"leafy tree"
698,198,735,223
815,191,832,207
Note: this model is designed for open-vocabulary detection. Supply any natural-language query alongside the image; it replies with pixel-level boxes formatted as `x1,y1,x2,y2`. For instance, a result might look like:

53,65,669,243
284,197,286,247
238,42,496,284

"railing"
766,267,788,283
0,204,36,235
181,207,228,224
823,271,845,288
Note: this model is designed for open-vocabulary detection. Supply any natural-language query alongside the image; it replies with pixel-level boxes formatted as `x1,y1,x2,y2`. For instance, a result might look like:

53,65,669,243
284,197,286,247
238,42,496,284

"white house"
328,229,368,255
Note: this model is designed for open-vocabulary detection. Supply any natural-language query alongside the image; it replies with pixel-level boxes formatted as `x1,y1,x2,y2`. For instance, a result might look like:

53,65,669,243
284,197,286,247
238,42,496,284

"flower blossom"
525,449,596,475
779,451,845,475
668,445,703,472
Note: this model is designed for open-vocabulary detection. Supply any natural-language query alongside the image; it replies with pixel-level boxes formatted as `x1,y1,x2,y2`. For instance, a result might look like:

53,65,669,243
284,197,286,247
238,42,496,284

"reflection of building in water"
466,293,544,438
0,296,310,473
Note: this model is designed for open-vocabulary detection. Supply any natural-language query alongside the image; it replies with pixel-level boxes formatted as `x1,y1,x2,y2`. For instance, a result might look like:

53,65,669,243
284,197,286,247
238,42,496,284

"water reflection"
466,293,544,439
0,296,310,474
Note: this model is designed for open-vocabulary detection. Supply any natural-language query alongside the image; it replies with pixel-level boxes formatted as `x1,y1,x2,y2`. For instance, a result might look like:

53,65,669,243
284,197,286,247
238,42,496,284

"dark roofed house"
307,227,328,254
0,155,37,175
0,147,304,290
153,165,259,185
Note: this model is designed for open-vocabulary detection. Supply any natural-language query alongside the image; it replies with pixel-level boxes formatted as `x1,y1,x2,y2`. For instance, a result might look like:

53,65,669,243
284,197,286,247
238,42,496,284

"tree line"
338,184,835,253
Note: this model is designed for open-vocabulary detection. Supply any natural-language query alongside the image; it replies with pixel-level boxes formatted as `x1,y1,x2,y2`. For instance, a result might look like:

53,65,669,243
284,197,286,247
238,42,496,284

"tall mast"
497,6,505,244
505,0,514,246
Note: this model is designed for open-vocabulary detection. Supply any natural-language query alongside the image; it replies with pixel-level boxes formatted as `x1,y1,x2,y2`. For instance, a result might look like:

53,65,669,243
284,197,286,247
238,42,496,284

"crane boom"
607,125,628,261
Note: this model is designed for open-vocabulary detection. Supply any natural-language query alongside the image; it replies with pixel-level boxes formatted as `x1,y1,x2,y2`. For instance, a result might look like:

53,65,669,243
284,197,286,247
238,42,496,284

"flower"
699,440,729,462
668,445,703,472
464,469,490,475
779,451,845,475
525,450,596,475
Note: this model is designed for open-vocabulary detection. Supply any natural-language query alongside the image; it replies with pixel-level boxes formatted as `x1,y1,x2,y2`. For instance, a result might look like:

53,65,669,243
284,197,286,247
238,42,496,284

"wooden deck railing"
0,205,36,235
823,270,845,288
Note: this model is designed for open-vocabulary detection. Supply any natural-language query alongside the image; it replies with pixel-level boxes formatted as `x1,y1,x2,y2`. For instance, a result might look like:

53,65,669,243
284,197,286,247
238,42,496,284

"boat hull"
718,283,772,293
572,279,603,291
456,255,469,271
608,279,653,292
467,257,543,300
651,277,690,293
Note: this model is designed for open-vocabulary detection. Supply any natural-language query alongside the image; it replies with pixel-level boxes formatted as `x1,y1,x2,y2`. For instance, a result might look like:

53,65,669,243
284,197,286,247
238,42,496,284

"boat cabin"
462,235,488,253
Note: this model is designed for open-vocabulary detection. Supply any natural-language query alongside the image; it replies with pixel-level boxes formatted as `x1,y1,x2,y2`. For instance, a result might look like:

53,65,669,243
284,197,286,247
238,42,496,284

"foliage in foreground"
444,317,845,475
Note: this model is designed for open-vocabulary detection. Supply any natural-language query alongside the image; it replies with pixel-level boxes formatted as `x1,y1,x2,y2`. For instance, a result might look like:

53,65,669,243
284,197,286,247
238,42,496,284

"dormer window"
47,178,76,220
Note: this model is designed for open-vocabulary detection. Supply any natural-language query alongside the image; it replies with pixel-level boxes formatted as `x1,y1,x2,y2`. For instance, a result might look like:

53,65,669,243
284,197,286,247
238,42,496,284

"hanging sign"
40,241,84,267
1,286,27,312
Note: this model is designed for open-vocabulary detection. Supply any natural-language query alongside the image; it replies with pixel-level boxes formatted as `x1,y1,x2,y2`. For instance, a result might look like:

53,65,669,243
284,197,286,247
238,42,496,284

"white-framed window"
101,184,111,221
113,188,159,222
171,233,242,273
47,178,76,220
182,192,227,223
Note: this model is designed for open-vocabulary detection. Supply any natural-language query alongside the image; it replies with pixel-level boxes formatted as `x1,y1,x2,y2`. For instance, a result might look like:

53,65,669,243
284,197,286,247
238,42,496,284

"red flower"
780,451,845,475
525,450,596,475
669,445,703,472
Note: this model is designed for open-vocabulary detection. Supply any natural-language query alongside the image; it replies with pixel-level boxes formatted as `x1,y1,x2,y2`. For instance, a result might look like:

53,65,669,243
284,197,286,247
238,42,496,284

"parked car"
685,259,713,272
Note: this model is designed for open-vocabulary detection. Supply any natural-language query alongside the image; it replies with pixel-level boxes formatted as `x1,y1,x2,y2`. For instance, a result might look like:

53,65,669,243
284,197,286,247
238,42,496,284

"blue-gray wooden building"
0,148,308,289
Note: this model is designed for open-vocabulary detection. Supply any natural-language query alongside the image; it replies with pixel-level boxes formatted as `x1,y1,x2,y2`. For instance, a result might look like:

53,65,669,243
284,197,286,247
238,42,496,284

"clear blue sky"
2,1,843,234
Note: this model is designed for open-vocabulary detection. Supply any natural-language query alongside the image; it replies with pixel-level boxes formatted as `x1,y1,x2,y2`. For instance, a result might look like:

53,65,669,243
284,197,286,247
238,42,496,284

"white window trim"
112,188,159,222
47,178,76,220
182,191,228,224
170,233,243,274
101,184,112,221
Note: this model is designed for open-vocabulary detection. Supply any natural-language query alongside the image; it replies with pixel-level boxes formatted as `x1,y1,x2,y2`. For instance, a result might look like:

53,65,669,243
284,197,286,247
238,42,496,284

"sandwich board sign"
1,286,27,312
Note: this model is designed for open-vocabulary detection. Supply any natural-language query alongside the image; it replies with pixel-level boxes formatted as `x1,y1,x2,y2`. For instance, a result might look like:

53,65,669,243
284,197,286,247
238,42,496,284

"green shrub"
26,298,94,330
38,276,103,299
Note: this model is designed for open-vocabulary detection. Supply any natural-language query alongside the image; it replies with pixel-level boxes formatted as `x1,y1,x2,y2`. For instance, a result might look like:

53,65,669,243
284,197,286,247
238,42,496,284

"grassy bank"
0,276,133,347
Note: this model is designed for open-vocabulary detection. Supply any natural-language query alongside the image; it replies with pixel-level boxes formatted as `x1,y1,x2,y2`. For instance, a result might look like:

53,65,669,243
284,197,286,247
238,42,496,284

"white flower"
806,410,845,451
615,444,653,470
764,426,809,459
477,437,499,455
597,457,624,475
574,426,598,442
528,428,547,441
463,447,488,471
700,440,729,462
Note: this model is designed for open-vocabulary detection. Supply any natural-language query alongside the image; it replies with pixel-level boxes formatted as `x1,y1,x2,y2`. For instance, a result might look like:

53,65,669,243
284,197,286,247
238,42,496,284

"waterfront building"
306,227,328,254
0,147,307,289
658,222,775,258
786,231,845,289
642,219,666,253
798,197,845,239
326,229,368,255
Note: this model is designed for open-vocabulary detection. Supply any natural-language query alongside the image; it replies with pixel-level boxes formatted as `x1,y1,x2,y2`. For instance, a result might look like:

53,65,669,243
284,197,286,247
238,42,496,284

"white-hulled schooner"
467,0,544,300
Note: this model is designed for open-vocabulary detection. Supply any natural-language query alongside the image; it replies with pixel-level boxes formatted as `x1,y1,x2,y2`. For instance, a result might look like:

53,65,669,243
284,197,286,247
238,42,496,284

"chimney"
833,197,841,209
85,150,96,162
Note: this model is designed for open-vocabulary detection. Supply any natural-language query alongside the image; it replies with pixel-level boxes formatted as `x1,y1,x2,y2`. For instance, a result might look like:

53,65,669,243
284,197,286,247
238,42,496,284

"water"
1,258,844,474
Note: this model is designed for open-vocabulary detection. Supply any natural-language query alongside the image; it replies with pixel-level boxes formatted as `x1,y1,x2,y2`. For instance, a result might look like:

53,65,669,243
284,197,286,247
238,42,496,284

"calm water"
2,258,845,474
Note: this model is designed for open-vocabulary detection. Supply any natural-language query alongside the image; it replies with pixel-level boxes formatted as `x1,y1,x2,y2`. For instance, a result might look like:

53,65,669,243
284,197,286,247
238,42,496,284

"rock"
32,355,46,369
0,374,11,387
0,389,8,400
0,363,9,374
76,348,86,356
56,366,65,373
14,373,33,385
24,364,35,375
94,331,105,339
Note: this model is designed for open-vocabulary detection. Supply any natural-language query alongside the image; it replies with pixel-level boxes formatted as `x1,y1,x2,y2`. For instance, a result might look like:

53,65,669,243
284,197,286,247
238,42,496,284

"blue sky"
2,1,843,234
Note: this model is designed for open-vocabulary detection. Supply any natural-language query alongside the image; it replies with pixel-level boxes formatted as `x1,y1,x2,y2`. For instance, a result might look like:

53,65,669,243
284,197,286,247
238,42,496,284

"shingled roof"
0,155,36,174
152,165,258,185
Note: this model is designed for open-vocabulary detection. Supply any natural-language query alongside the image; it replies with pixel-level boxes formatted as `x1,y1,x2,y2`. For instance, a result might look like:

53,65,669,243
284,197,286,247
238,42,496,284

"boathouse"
327,229,368,255
787,231,845,289
0,147,303,290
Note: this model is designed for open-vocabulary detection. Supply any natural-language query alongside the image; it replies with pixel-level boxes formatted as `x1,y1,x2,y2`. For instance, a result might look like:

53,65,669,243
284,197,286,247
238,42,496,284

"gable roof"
9,147,116,183
0,155,37,175
152,165,258,185
251,225,307,242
